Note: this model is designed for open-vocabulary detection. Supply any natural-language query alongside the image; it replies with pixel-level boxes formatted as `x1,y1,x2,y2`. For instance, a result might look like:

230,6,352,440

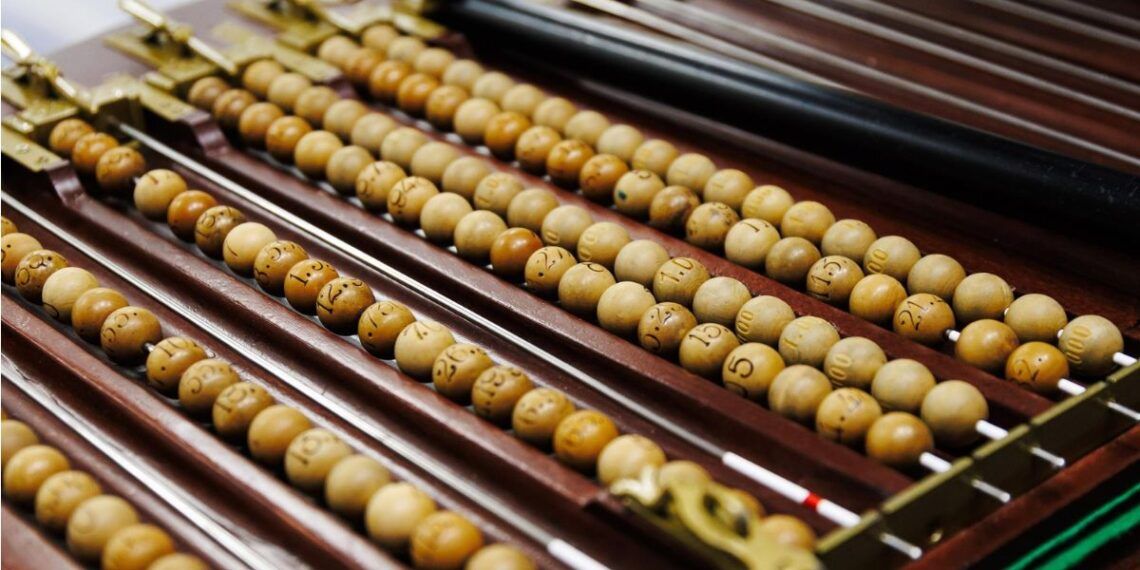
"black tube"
438,0,1140,243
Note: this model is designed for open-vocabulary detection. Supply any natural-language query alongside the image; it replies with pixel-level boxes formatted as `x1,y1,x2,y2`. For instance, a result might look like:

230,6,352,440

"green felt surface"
1008,481,1139,570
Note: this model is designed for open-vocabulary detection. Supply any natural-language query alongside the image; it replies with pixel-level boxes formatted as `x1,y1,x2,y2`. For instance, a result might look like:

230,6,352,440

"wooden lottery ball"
596,124,644,163
0,233,40,283
414,47,456,78
955,319,1019,372
466,545,536,570
67,496,139,561
285,428,353,493
345,48,387,86
546,139,596,188
806,255,864,306
178,358,240,416
724,219,780,269
149,554,209,570
1,420,39,468
453,98,501,144
679,323,741,379
101,524,175,570
692,277,751,327
1006,342,1068,394
294,86,340,126
741,185,794,225
241,59,285,98
651,185,703,233
471,71,515,103
597,434,666,486
652,257,711,306
532,97,576,131
577,222,631,270
166,190,219,241
658,460,711,487
194,205,247,258
893,293,955,345
474,173,524,217
48,118,95,157
440,156,492,200
1059,315,1124,377
920,380,987,447
849,274,908,325
524,246,576,295
380,127,429,170
703,169,753,212
638,302,698,356
410,142,462,186
472,366,535,426
388,176,440,225
512,388,577,448
266,72,312,112
433,343,495,403
490,228,544,279
365,482,437,551
316,278,375,334
248,405,312,465
613,239,670,287
866,412,934,468
322,99,369,141
284,259,341,313
396,73,441,116
318,35,359,68
735,295,795,346
265,116,313,163
721,343,785,401
563,111,610,146
501,83,545,117
3,445,69,503
907,254,966,300
816,388,883,446
768,365,833,424
780,201,834,245
864,235,921,281
558,262,617,316
71,288,128,342
820,219,876,261
15,249,69,303
326,145,374,195
253,240,308,294
361,25,397,53
395,321,457,379
187,76,229,110
631,139,678,178
757,515,816,551
507,188,559,233
540,204,593,252
554,410,620,472
145,336,207,394
35,470,102,532
952,273,1013,324
72,132,119,177
223,222,277,276
614,170,665,219
368,60,414,103
359,301,417,359
685,202,740,251
350,113,399,155
1,216,15,236
765,237,821,284
325,454,391,520
515,126,562,173
133,169,188,219
425,85,470,130
579,154,629,203
778,316,840,367
42,267,99,322
100,306,162,364
94,146,147,196
596,281,657,337
454,210,508,264
871,359,936,414
1005,293,1068,343
823,336,887,390
356,161,407,211
665,153,716,191
211,88,257,131
420,193,473,244
294,130,344,178
384,35,427,65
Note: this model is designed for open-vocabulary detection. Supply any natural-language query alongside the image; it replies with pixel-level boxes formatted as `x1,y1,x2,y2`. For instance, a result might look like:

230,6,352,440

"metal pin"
1058,379,1140,422
920,452,1010,503
974,420,1065,469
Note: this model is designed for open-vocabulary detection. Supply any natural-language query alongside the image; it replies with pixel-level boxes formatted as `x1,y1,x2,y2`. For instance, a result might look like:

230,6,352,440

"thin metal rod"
920,452,1010,503
1058,378,1140,421
1028,0,1140,34
968,0,1140,50
975,420,1065,469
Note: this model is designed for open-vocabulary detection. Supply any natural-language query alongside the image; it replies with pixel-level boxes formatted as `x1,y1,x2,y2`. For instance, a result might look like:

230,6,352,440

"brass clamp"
228,0,445,52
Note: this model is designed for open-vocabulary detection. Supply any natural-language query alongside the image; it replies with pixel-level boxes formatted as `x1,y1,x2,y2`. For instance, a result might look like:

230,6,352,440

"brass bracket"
1,124,67,172
212,22,341,83
228,0,446,52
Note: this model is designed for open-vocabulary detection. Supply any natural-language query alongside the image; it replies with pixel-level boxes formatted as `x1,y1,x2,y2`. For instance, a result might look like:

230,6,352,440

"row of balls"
2,411,206,570
0,222,534,570
301,24,1128,377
